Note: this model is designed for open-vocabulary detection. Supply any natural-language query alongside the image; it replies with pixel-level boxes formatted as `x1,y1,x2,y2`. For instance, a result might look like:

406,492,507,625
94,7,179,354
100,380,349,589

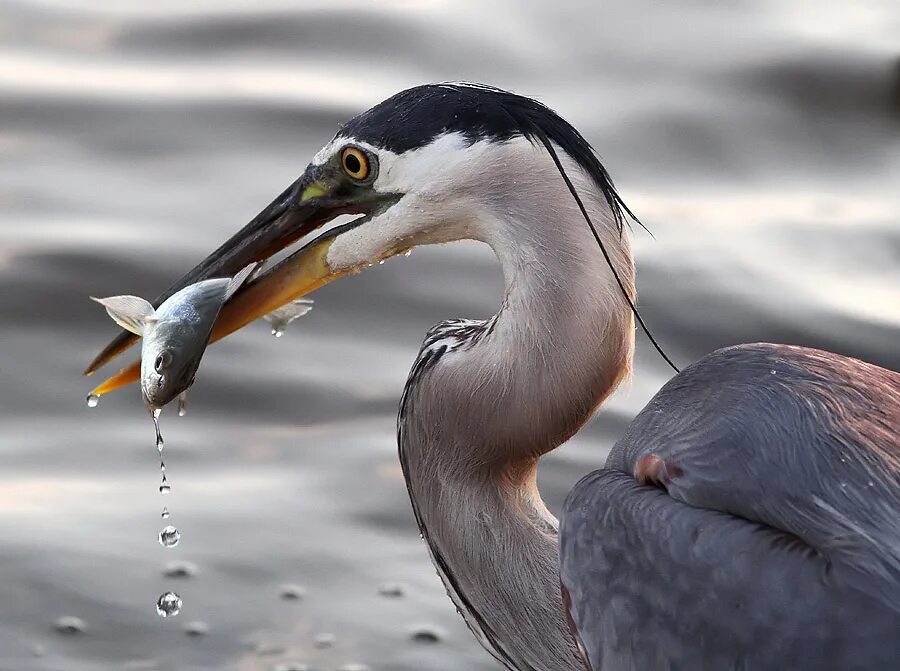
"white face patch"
317,131,626,291
312,132,477,196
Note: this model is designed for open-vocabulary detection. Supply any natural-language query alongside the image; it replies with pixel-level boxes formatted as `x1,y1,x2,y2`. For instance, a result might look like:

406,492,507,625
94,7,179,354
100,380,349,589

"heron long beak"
85,162,399,395
87,220,363,397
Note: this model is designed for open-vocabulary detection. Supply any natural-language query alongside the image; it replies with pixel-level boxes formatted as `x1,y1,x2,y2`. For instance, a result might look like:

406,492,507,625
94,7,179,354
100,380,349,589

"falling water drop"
158,525,181,548
177,394,187,417
271,327,285,338
86,394,100,408
160,475,171,495
152,408,164,452
161,507,170,519
156,591,182,618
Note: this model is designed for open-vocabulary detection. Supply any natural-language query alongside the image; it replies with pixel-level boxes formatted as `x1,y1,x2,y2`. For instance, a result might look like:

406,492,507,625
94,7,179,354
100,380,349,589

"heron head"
86,83,635,382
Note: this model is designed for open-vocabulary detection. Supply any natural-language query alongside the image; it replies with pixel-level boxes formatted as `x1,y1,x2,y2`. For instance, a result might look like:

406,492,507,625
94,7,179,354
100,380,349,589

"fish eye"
340,146,372,181
154,351,173,373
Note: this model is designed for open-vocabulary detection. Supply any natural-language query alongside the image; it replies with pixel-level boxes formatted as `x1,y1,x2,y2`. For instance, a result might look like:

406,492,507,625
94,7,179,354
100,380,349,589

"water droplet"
404,249,413,257
162,560,198,578
156,591,182,618
313,632,335,649
184,620,209,637
279,583,306,601
159,477,171,495
377,582,406,598
86,394,100,408
54,616,87,635
272,328,285,338
177,394,187,417
152,409,164,452
161,507,170,519
378,260,385,265
410,625,443,644
158,525,181,548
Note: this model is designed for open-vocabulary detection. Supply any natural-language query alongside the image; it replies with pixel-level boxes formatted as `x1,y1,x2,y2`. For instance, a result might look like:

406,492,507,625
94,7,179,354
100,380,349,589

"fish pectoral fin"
262,298,314,324
90,295,156,336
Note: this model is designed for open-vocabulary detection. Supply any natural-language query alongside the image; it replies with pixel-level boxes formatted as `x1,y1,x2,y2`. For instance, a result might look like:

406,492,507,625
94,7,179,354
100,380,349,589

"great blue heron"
87,84,900,670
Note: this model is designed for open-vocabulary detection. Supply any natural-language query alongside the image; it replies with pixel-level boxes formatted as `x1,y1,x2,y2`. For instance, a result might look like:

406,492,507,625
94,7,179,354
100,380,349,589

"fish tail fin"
90,295,156,336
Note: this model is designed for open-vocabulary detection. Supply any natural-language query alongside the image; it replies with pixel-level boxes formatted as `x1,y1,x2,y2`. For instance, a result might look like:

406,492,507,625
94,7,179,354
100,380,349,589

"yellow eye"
340,146,370,181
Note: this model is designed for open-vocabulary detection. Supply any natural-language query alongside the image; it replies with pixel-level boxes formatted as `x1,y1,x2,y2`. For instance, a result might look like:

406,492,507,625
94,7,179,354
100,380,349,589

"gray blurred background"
0,1,898,669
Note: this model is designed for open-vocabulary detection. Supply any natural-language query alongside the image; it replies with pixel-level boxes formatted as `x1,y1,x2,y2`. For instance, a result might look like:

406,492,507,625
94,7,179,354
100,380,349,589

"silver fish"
263,299,314,337
91,267,253,411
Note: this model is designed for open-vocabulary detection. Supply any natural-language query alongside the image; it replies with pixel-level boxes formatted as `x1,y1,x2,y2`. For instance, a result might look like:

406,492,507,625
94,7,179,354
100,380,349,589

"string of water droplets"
86,394,183,617
152,408,182,617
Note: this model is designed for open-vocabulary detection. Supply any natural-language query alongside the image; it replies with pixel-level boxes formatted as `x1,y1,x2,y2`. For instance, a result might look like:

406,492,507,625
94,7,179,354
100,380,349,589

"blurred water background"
0,1,898,669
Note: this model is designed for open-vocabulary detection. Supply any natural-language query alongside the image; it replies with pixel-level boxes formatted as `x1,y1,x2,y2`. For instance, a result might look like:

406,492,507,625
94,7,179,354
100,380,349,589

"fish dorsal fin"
160,278,232,317
225,263,257,301
90,295,156,336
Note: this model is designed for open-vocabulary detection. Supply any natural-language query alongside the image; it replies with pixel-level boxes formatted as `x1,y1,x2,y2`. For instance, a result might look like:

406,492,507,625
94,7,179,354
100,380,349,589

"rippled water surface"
1,1,898,669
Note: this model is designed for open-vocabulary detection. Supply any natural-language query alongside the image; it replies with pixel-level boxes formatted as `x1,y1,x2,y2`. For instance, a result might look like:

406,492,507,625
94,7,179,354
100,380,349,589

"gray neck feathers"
399,158,634,671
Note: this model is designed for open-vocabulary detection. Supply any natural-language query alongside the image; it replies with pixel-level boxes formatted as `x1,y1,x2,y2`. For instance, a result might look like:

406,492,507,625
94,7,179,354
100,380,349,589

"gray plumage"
561,344,900,670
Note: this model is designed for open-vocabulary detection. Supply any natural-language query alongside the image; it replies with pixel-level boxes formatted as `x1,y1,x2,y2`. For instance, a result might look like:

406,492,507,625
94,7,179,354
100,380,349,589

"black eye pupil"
344,153,361,174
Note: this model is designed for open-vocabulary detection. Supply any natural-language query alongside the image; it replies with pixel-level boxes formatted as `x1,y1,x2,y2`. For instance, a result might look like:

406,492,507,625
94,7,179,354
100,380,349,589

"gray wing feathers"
561,344,900,670
604,344,900,604
561,470,900,670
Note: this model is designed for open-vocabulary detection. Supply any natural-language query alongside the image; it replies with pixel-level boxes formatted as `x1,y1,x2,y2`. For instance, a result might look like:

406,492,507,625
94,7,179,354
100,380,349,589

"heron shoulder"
573,342,900,605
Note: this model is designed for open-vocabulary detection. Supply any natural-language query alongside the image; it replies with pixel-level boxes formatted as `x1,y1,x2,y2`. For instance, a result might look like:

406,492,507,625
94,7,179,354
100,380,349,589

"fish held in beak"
90,269,252,410
86,214,365,399
85,149,401,398
84,168,347,376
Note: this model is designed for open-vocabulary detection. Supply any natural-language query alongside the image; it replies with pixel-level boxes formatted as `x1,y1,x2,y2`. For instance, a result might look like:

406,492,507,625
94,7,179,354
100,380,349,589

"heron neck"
401,184,634,670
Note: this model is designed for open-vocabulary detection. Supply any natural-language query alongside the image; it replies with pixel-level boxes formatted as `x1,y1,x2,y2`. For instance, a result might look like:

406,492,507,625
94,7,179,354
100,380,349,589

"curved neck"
400,163,634,671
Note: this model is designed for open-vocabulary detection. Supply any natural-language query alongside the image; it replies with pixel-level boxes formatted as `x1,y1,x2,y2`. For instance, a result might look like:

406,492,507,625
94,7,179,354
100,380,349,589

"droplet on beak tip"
177,394,187,417
86,394,100,408
272,328,285,338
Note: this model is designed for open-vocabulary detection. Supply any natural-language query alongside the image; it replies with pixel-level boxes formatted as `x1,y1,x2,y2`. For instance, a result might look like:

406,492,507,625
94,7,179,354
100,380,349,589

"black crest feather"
337,82,640,235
